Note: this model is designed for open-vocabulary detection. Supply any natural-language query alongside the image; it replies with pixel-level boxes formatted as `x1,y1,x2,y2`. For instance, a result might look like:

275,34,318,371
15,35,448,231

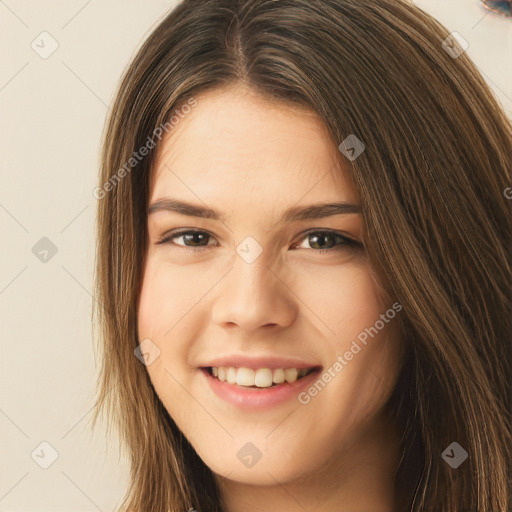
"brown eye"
156,230,216,250
156,228,363,255
291,230,363,254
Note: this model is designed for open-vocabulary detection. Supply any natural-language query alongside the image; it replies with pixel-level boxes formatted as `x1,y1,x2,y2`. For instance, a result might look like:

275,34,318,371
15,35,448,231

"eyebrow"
148,198,361,223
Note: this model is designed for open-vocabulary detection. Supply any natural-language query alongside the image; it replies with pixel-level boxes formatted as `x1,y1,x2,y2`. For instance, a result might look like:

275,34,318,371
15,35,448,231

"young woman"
92,1,512,511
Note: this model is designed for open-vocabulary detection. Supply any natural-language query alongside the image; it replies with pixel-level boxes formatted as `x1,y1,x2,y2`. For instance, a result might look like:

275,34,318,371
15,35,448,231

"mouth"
202,366,320,389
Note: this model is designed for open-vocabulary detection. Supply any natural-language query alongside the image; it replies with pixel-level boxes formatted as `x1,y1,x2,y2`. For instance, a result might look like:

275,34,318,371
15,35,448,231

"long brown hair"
91,1,512,510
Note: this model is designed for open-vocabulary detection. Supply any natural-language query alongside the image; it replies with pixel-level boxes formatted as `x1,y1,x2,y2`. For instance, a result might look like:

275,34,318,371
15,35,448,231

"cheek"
343,271,384,335
302,263,403,402
136,254,227,385
136,258,192,377
333,268,401,372
137,255,215,339
300,261,386,343
136,257,204,421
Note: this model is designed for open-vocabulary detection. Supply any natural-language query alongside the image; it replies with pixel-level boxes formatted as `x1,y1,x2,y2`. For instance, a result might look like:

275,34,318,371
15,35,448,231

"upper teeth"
211,367,311,388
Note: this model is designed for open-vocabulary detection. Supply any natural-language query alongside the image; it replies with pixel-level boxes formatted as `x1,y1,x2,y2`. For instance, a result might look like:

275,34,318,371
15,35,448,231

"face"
137,84,404,487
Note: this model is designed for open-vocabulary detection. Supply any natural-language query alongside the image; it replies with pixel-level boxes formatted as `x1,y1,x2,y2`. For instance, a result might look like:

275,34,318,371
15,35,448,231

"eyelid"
155,228,218,249
294,227,360,244
291,228,362,252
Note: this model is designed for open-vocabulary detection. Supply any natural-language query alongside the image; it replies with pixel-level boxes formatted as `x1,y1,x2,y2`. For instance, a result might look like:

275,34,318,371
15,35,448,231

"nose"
211,249,298,332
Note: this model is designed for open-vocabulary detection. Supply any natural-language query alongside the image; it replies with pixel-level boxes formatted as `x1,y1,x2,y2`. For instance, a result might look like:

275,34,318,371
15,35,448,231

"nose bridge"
211,242,296,331
230,234,277,292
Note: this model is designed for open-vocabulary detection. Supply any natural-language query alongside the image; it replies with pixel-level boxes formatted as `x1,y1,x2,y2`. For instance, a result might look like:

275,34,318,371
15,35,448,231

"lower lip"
200,368,321,411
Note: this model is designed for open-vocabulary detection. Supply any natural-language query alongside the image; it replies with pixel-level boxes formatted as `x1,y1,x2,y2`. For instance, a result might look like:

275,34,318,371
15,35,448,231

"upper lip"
199,355,322,370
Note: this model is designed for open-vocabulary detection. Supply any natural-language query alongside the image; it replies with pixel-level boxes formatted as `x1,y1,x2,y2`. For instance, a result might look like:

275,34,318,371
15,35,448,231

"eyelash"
155,228,363,255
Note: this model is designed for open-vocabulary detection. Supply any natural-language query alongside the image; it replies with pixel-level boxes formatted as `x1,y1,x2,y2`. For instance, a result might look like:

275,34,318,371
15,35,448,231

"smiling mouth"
204,366,319,389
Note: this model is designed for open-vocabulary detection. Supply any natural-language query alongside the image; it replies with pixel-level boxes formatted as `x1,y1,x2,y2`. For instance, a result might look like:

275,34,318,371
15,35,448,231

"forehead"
150,85,357,208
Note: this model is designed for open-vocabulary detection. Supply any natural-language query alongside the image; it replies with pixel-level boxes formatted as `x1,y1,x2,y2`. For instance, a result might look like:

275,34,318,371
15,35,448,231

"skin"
137,83,405,512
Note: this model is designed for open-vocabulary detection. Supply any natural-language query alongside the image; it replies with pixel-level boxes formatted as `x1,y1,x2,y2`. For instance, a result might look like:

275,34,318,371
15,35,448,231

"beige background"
1,1,510,510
